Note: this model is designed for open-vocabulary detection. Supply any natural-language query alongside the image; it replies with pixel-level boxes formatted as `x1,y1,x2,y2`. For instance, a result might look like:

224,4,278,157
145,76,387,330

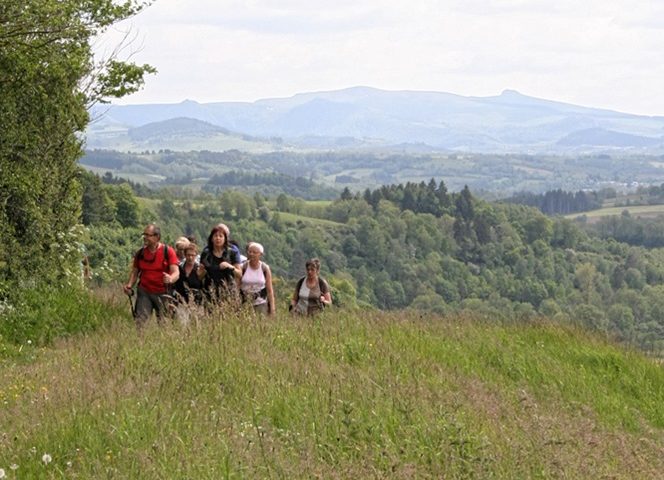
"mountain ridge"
87,87,664,153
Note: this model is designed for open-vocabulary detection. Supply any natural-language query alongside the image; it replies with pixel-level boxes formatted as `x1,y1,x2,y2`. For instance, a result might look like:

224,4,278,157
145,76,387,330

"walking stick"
126,289,136,319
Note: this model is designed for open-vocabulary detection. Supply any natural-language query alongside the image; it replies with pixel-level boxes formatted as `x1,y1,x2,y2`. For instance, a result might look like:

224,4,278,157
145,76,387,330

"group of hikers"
122,223,332,326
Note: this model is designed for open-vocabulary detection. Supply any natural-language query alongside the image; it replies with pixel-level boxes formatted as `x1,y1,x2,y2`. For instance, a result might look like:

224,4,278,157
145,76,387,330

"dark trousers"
135,287,170,327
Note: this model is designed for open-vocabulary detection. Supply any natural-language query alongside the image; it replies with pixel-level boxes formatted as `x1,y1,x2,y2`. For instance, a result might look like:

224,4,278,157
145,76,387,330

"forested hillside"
80,148,664,196
80,172,664,353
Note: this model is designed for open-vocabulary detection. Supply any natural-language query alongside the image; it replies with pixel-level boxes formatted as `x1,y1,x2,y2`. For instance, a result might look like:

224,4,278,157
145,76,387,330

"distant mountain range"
87,86,664,153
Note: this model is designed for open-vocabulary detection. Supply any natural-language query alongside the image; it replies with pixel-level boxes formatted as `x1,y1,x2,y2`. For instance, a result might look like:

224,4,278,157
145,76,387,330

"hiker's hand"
163,273,173,285
123,284,133,295
220,261,233,270
197,264,206,275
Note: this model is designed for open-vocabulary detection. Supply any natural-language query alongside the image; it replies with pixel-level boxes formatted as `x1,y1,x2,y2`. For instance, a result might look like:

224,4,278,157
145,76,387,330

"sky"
97,0,664,116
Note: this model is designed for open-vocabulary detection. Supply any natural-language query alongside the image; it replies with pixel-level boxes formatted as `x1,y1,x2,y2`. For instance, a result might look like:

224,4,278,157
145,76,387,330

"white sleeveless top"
241,262,267,305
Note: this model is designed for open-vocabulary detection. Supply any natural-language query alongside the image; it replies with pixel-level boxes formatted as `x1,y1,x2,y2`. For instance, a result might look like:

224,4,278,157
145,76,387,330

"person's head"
207,223,230,251
246,242,264,262
305,258,321,278
184,244,198,265
175,237,190,260
142,224,161,247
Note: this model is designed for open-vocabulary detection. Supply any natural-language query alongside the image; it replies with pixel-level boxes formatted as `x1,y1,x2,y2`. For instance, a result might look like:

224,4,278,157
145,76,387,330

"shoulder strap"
163,244,169,271
200,248,212,267
242,261,268,275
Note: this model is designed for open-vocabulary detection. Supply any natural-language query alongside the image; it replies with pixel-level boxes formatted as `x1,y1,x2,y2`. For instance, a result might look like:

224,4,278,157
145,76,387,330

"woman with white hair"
240,242,275,315
174,236,190,265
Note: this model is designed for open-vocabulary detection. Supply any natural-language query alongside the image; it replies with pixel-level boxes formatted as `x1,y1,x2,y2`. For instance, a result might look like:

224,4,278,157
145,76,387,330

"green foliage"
0,283,120,345
85,224,140,283
506,188,602,215
0,0,154,285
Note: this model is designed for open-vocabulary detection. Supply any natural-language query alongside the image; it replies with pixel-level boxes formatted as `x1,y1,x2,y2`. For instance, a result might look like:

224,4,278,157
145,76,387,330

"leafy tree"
0,0,155,283
276,193,291,212
107,184,140,228
410,290,448,315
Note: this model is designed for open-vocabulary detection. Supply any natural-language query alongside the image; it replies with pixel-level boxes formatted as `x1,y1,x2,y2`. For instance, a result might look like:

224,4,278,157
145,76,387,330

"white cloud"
102,0,664,115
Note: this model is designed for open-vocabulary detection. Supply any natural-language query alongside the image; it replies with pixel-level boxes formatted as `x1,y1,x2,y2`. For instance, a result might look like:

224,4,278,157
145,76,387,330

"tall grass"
0,284,124,349
0,303,663,478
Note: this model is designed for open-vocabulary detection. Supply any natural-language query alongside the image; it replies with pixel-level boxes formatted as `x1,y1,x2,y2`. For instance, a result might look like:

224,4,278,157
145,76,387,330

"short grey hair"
247,242,264,254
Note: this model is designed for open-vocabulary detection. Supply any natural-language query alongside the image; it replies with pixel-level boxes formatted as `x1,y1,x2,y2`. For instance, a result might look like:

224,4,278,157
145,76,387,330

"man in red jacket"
124,224,180,327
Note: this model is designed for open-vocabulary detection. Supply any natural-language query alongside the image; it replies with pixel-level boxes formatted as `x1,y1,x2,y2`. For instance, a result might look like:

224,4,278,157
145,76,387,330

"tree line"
505,189,603,215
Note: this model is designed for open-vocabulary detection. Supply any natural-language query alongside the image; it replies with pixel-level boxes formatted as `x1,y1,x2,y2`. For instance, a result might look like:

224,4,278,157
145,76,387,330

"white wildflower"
9,464,18,470
41,453,52,465
0,468,6,478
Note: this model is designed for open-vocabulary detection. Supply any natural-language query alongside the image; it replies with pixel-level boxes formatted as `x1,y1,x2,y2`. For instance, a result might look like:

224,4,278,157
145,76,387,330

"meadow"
1,289,663,479
568,203,664,222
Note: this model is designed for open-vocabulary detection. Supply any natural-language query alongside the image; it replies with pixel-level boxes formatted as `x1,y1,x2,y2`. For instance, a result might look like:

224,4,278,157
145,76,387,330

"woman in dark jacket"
198,223,241,303
174,243,204,304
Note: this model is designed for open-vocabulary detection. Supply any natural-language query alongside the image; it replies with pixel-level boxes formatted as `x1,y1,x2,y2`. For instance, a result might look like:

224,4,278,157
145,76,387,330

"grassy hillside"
569,203,664,221
1,296,663,478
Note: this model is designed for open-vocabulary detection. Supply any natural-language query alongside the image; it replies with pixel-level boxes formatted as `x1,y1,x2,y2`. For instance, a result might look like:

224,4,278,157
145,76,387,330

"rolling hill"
85,116,285,153
87,87,664,153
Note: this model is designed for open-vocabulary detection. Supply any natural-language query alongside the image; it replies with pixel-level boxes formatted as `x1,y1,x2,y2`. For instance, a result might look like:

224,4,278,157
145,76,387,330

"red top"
134,243,179,294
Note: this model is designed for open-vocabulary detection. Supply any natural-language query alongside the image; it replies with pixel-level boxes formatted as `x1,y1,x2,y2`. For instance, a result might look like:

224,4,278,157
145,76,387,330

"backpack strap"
242,261,268,276
295,276,305,301
162,244,169,271
318,277,329,308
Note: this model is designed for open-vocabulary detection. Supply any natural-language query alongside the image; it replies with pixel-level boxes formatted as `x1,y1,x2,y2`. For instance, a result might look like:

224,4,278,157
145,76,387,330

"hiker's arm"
124,267,139,294
321,290,332,306
265,266,276,315
196,263,206,280
320,281,332,307
163,264,179,285
219,260,241,281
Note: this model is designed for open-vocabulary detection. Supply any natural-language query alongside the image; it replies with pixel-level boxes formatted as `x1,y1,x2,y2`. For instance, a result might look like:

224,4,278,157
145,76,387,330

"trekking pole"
126,289,136,318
